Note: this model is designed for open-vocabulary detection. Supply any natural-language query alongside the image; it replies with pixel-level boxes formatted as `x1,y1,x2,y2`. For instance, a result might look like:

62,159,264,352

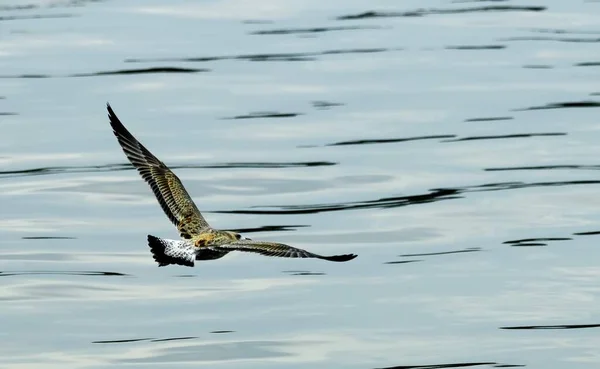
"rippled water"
2,0,600,368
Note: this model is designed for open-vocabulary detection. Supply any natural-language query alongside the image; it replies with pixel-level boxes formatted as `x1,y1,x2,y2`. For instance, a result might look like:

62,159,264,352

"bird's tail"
147,235,195,267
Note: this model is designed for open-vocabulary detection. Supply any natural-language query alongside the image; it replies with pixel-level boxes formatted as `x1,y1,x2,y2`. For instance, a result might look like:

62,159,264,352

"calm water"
2,0,600,368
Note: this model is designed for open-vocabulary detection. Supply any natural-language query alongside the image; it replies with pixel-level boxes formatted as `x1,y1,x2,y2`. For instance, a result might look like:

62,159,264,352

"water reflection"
374,362,507,369
515,101,600,111
0,270,128,277
326,135,456,147
21,236,76,239
503,238,572,247
2,0,600,367
311,100,344,110
223,111,302,119
399,248,481,257
125,47,390,63
464,117,513,122
93,338,154,344
336,5,546,20
215,179,600,215
442,133,566,142
216,188,461,215
445,45,506,50
250,25,382,35
501,324,600,330
485,165,600,172
0,67,208,79
282,270,325,276
227,225,309,234
0,161,336,179
383,260,422,265
501,36,600,43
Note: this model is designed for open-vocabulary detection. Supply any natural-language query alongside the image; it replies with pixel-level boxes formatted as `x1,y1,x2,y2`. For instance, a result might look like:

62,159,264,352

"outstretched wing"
213,240,357,262
107,103,210,238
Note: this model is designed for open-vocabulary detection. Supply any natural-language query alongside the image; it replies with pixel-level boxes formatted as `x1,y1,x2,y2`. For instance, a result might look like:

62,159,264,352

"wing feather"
107,103,210,237
214,240,357,262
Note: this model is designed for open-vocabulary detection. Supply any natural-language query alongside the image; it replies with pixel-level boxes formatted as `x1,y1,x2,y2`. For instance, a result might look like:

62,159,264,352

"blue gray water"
1,0,600,368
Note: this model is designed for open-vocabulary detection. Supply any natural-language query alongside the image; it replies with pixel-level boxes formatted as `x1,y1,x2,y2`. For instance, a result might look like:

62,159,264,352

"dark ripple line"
22,236,76,240
464,180,600,193
509,243,547,247
0,161,336,179
501,36,600,43
515,101,600,111
210,330,235,334
337,5,545,20
213,180,600,215
501,324,600,330
226,225,309,234
125,47,390,63
323,133,564,147
213,188,462,215
400,248,481,257
374,362,499,369
70,67,208,77
464,116,513,122
0,270,129,277
0,67,208,79
445,45,506,50
250,25,382,35
92,338,153,344
283,270,326,276
573,230,600,236
384,260,423,265
575,62,600,67
222,112,302,119
503,237,571,244
0,112,17,116
442,132,566,142
485,164,600,172
150,336,198,343
326,135,456,146
312,100,344,109
93,335,201,344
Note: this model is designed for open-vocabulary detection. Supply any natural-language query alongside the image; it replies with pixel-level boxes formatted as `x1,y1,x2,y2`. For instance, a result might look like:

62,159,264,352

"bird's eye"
235,234,242,240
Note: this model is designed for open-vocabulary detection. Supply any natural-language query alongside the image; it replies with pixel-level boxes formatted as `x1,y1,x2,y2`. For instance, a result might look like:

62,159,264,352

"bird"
106,103,357,267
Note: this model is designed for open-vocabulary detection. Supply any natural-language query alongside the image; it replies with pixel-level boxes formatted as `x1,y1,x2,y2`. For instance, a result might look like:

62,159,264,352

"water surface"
2,0,600,368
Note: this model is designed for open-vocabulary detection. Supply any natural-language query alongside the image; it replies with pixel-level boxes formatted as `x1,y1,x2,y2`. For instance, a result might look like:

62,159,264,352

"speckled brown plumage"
107,103,357,267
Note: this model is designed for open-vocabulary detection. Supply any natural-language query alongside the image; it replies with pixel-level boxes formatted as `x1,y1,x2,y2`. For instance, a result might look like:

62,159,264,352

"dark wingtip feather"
320,253,357,262
147,234,194,267
106,103,126,134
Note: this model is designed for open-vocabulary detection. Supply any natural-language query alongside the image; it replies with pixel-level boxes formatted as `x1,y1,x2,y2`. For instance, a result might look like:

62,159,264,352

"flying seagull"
106,103,357,267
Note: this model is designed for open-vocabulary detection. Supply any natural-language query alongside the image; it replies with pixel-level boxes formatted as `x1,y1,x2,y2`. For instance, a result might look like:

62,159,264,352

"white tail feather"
147,235,195,267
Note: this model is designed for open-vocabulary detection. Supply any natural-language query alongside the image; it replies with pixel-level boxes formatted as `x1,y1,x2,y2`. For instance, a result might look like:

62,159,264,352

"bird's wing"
213,239,357,262
107,103,210,238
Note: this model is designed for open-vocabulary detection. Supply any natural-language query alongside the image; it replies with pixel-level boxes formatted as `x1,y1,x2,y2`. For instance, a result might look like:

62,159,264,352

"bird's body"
106,103,357,267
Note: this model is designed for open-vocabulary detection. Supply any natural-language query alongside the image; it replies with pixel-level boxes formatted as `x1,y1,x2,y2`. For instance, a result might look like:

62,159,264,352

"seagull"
106,103,357,267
